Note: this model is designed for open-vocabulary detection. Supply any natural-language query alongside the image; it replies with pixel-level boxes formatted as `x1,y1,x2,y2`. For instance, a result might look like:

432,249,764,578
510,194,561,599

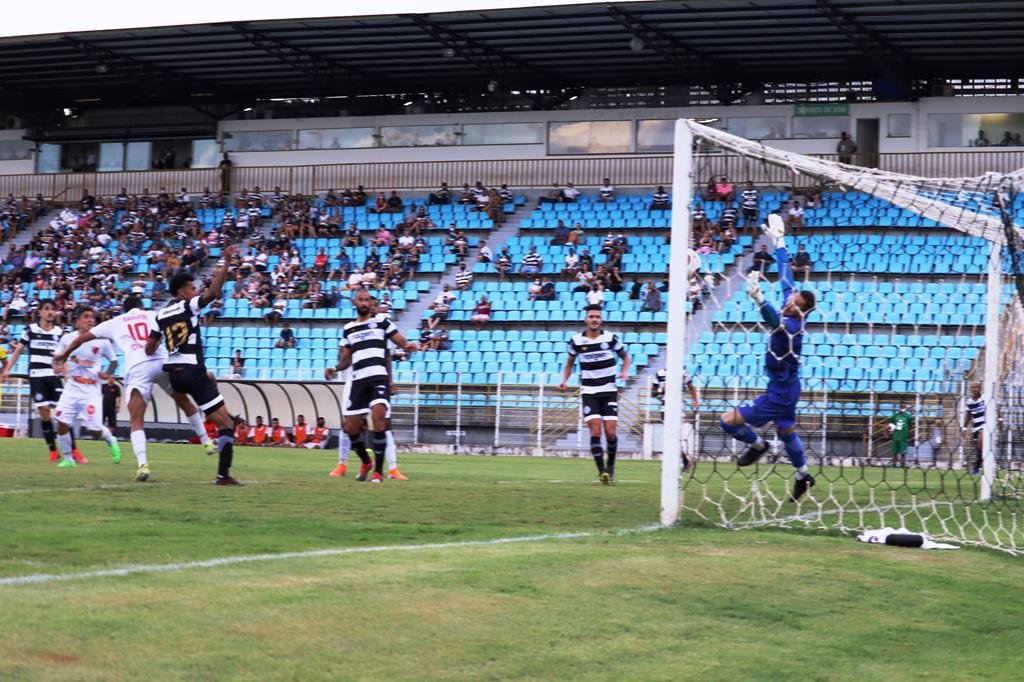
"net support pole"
660,120,693,527
981,242,1002,501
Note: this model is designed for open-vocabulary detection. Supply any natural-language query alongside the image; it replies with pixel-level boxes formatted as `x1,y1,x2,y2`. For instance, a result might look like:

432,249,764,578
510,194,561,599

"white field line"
0,480,286,495
495,479,648,484
0,524,663,587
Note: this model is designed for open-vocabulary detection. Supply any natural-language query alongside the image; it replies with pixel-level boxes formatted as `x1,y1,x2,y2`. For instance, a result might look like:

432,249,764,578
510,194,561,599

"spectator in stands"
561,182,581,203
203,298,224,325
275,322,296,349
552,220,571,245
477,240,492,264
519,245,543,277
539,183,563,205
304,282,323,309
640,280,662,312
430,323,450,351
498,184,513,204
484,189,506,225
264,298,285,324
997,131,1015,147
385,191,403,213
1014,133,1023,146
784,201,805,231
471,295,491,329
428,285,455,330
455,264,473,291
330,250,352,281
371,224,392,248
3,288,27,322
602,265,624,293
494,247,512,280
536,277,556,301
378,292,393,315
563,248,580,279
527,278,542,301
322,285,341,308
836,131,858,163
718,225,736,253
342,223,361,248
371,192,387,213
715,177,734,203
792,243,813,280
428,182,451,205
578,247,594,273
585,282,605,309
748,244,775,274
452,231,469,259
219,153,233,192
650,186,671,211
598,178,615,203
696,230,714,255
230,349,246,378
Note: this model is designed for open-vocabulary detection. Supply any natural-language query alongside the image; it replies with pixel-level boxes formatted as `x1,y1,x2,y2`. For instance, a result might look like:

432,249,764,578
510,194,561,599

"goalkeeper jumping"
719,214,818,501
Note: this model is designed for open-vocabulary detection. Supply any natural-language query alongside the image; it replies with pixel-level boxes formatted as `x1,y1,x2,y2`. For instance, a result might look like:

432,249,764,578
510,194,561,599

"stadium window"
379,125,458,147
636,120,674,153
887,114,911,138
125,141,151,171
98,142,124,171
36,144,60,173
791,116,849,139
298,127,376,149
462,122,544,145
191,139,218,168
548,120,632,154
726,117,787,140
927,112,1024,147
223,130,295,152
0,140,33,161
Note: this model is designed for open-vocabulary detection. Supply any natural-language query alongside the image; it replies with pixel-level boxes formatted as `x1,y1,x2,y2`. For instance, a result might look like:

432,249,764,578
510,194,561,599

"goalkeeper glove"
746,271,765,305
762,215,789,251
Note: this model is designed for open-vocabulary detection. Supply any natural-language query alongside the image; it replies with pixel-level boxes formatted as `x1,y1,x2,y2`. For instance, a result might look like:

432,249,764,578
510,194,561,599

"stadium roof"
3,0,1024,124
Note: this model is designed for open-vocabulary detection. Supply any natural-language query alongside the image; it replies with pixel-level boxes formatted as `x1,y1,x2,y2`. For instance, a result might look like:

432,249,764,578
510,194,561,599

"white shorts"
53,382,103,431
124,359,172,403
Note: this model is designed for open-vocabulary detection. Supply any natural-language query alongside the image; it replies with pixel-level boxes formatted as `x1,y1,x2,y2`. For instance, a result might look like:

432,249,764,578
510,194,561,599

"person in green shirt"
888,404,912,468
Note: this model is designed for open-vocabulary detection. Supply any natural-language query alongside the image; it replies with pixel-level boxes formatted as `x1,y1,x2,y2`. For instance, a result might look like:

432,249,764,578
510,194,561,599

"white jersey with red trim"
56,332,116,384
91,308,167,373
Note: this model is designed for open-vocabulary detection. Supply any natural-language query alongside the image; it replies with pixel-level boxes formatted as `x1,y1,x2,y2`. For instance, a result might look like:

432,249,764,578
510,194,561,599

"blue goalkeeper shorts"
737,380,801,430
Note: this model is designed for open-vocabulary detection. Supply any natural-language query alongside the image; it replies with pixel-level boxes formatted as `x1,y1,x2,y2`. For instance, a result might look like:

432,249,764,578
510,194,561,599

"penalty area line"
0,525,663,587
495,479,647,485
0,480,287,496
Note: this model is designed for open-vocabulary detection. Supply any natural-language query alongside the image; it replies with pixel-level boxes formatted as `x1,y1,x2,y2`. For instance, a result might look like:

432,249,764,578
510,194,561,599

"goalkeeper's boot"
72,449,89,465
790,473,816,502
599,471,611,485
205,441,218,456
330,463,348,478
57,459,76,469
387,468,408,480
48,449,60,463
355,462,373,482
136,464,150,482
737,440,769,467
108,440,122,464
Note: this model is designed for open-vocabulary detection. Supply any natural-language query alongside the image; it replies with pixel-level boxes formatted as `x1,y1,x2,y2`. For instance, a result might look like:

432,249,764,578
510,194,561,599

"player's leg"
170,367,238,484
776,423,814,501
126,388,151,480
720,403,768,465
971,432,984,474
367,400,390,482
583,394,608,482
36,400,60,462
344,382,374,480
331,428,351,476
601,395,619,482
380,401,406,480
51,393,78,467
78,392,120,463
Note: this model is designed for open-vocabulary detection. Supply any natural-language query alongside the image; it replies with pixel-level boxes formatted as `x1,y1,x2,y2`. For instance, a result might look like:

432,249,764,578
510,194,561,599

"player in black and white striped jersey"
740,181,760,230
653,368,701,471
0,299,82,464
964,381,987,475
559,305,631,484
330,288,415,483
145,245,241,485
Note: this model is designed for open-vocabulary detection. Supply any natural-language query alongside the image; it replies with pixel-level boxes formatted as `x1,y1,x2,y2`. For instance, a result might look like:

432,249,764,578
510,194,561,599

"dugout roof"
2,0,1024,122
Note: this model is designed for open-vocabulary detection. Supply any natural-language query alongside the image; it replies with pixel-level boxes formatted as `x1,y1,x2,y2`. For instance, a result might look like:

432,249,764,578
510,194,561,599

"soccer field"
1,439,1021,681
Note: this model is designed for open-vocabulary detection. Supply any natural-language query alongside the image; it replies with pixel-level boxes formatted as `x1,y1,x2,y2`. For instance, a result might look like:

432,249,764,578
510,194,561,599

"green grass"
1,439,1022,681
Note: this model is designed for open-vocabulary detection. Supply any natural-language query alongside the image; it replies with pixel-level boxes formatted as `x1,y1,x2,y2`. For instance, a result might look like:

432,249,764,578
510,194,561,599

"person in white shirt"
598,178,615,203
54,295,217,480
784,200,805,231
50,309,122,467
562,182,581,203
585,283,605,308
477,241,493,264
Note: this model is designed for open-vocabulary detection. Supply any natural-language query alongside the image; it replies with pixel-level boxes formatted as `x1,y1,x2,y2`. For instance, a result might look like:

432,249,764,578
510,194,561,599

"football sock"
777,430,806,469
188,412,210,444
56,431,74,462
590,436,605,473
338,431,351,464
41,418,57,450
70,432,78,452
372,430,387,474
130,430,148,467
720,419,760,445
97,426,116,446
352,432,371,465
385,430,397,469
605,437,618,477
216,428,234,478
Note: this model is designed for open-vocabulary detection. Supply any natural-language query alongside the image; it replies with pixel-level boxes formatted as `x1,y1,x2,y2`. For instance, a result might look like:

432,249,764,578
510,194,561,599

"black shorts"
346,377,390,416
167,365,224,415
742,208,758,219
29,376,64,408
582,393,618,422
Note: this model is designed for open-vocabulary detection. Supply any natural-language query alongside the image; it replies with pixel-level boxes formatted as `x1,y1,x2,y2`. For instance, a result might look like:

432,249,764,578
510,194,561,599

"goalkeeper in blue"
719,214,818,501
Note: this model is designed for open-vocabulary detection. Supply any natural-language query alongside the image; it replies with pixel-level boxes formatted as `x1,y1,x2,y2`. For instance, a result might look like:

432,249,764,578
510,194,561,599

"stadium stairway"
9,208,58,250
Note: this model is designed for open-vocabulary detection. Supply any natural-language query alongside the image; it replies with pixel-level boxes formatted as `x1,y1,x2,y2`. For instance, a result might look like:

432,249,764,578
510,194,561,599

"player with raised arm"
54,294,217,481
559,305,631,484
0,300,85,464
719,214,817,502
145,245,243,485
328,288,415,483
50,309,122,467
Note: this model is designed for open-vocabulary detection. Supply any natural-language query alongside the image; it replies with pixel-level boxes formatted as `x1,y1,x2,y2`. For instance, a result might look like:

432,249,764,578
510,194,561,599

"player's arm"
617,347,631,382
198,244,237,308
386,326,416,354
747,271,781,327
775,244,796,303
687,379,701,413
558,353,575,390
145,328,162,356
99,345,118,381
53,331,96,365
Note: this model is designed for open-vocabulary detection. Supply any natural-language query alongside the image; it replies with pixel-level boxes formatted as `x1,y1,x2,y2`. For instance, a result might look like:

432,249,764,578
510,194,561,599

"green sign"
794,103,849,117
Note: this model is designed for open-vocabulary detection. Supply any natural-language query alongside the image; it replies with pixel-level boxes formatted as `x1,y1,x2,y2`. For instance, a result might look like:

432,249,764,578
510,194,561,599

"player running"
145,245,242,485
559,304,631,484
1,300,84,463
719,215,817,502
51,309,122,467
54,294,218,481
328,288,415,483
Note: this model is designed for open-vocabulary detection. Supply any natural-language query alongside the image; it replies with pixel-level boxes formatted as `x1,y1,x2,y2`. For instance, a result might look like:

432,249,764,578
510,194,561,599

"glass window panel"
726,117,786,140
636,120,675,153
927,112,1024,147
887,113,911,138
548,120,632,154
191,139,218,168
791,116,850,139
37,144,60,173
0,140,33,161
462,123,544,145
98,142,124,171
125,141,151,171
379,125,458,147
223,130,294,152
298,127,376,149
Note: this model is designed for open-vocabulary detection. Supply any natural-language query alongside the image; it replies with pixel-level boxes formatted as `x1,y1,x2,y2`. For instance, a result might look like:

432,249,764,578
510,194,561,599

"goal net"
662,120,1024,556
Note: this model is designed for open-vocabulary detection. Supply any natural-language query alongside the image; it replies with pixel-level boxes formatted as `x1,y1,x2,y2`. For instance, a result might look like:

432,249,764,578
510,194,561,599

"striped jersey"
339,314,399,382
740,188,759,210
55,331,115,384
19,323,64,378
567,331,625,395
91,308,166,373
155,296,205,369
966,397,985,433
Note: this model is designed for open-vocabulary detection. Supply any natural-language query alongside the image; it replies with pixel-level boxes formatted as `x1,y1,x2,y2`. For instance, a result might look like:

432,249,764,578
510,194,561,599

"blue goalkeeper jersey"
756,246,804,384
